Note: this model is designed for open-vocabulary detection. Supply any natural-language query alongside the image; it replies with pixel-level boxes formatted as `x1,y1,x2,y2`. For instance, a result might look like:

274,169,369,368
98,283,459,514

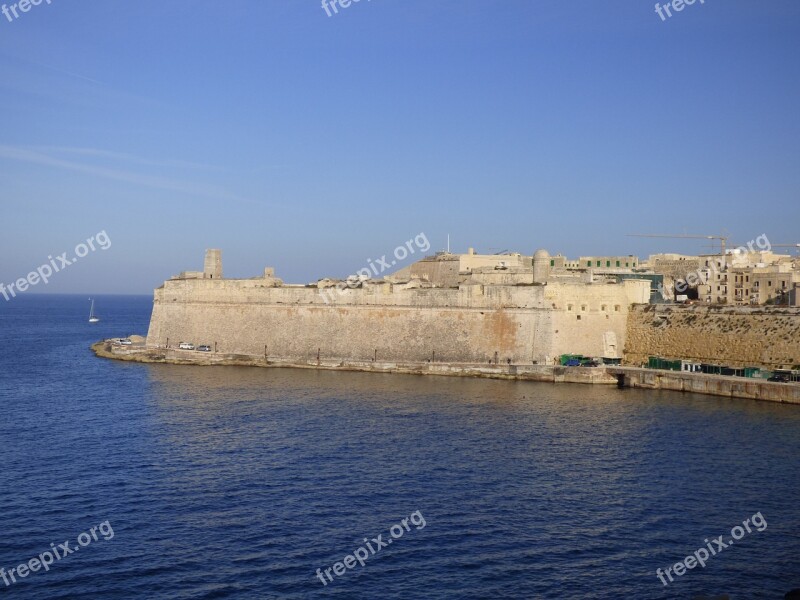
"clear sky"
1,0,799,294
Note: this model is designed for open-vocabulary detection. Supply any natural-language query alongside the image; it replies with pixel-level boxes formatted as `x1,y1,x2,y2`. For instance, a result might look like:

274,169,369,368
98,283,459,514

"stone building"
694,251,799,305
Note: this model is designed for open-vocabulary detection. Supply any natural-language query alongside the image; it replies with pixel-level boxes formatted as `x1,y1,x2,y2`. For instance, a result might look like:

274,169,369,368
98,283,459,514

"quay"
92,341,800,405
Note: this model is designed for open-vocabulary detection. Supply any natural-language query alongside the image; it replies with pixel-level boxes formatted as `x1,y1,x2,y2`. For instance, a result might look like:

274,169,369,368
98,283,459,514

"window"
625,262,629,267
606,261,611,267
550,260,554,267
616,261,620,267
577,315,581,320
596,260,601,267
614,305,620,312
587,261,592,267
567,304,573,311
581,305,587,311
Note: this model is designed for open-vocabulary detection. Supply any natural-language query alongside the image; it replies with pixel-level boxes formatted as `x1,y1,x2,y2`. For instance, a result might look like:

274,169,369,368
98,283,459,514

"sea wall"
609,367,800,404
145,278,650,364
624,304,800,368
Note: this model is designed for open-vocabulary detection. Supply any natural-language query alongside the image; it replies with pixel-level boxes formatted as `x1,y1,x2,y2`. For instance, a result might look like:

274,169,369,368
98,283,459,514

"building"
693,251,800,305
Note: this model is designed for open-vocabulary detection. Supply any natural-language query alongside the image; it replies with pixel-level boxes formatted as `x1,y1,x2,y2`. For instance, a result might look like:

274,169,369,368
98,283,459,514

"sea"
1,294,799,599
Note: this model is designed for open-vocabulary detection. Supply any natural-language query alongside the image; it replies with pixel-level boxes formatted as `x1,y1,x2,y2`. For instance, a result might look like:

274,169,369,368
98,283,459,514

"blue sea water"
1,294,799,599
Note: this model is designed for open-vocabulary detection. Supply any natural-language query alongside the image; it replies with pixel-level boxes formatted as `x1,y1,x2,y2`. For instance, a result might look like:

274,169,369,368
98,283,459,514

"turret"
204,249,223,279
533,248,550,284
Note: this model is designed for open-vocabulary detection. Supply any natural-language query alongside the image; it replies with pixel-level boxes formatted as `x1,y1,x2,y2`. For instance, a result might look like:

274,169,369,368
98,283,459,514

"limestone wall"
624,305,800,368
145,278,650,365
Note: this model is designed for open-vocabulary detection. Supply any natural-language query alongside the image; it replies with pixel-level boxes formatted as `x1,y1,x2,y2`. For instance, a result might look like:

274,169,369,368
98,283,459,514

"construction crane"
627,233,730,254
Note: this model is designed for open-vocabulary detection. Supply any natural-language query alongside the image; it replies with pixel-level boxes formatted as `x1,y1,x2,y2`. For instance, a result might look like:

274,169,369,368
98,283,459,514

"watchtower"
204,249,223,279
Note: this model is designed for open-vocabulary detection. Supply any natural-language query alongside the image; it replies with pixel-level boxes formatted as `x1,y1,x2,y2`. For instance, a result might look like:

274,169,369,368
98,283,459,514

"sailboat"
89,299,100,323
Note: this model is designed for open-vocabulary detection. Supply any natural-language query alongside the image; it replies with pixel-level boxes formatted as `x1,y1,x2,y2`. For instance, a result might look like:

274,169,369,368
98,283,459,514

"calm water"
1,295,799,599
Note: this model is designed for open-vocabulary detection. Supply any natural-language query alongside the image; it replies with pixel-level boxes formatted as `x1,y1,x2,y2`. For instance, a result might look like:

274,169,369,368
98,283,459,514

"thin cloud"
33,146,224,171
0,145,255,205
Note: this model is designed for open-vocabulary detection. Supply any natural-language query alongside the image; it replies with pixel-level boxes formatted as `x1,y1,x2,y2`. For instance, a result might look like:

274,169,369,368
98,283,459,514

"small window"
550,259,554,267
614,305,621,312
616,261,620,267
596,260,601,267
587,261,592,267
577,315,581,320
606,261,611,267
581,305,587,312
567,304,573,311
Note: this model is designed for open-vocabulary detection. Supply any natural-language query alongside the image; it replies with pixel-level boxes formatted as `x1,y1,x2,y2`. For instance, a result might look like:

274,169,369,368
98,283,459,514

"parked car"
178,342,194,350
768,375,790,383
197,345,211,352
120,338,133,346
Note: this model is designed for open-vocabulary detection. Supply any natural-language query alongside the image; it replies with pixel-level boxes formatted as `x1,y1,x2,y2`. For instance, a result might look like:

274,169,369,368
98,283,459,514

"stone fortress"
90,244,800,403
145,248,652,366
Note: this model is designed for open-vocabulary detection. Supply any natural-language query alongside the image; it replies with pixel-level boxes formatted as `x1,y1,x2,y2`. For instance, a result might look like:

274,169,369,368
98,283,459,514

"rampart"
145,277,650,365
624,304,800,368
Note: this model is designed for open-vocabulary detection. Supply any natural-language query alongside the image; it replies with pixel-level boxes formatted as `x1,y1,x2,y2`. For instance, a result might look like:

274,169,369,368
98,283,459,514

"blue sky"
1,0,799,294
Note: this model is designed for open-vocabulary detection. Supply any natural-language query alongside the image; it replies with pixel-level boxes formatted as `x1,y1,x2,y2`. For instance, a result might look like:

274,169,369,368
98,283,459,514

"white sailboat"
89,298,100,323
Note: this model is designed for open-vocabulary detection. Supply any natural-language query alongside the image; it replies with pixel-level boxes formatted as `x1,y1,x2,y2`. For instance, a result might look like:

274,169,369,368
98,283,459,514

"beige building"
693,251,800,305
577,255,640,269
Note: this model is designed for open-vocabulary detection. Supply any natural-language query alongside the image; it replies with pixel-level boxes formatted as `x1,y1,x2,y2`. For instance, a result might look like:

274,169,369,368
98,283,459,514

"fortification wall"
624,305,800,368
147,298,552,364
145,279,650,364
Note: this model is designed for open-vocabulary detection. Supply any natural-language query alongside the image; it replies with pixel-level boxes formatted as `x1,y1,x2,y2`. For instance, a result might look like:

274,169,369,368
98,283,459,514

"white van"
178,342,194,350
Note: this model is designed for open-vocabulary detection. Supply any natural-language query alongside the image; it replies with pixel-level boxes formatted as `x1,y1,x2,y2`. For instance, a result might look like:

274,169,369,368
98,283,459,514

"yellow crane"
627,233,730,254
